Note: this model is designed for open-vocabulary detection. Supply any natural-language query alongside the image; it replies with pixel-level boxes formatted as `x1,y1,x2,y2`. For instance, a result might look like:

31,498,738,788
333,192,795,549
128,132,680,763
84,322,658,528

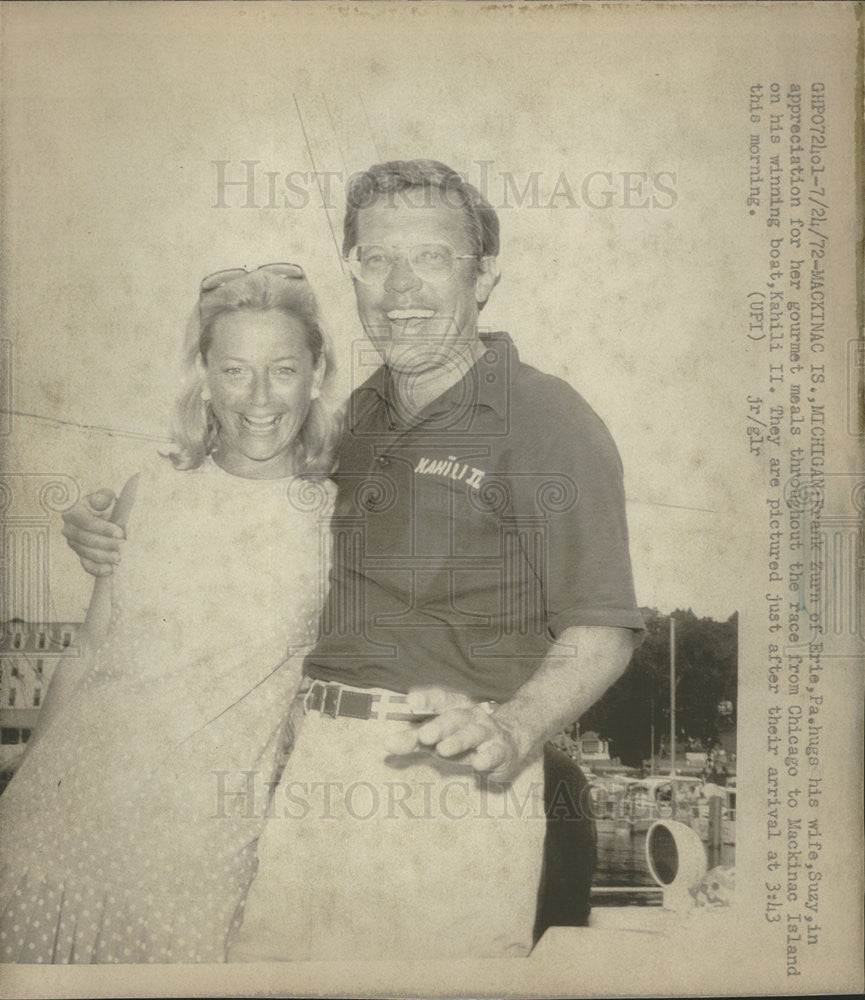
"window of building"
37,633,46,650
12,636,21,650
1,727,20,745
8,689,16,707
33,688,41,707
11,665,20,679
62,632,72,648
35,660,43,675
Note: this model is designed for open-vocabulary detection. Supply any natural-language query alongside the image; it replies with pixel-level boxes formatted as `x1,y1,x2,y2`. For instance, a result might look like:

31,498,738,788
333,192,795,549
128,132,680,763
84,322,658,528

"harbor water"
592,823,735,907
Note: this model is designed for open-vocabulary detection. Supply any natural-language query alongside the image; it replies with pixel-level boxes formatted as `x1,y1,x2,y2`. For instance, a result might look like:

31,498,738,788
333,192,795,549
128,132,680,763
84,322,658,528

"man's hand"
61,490,123,577
384,686,528,782
383,627,636,784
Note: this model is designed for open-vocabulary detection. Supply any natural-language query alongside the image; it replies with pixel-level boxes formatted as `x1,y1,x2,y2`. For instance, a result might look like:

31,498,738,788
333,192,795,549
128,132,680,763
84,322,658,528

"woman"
0,264,339,964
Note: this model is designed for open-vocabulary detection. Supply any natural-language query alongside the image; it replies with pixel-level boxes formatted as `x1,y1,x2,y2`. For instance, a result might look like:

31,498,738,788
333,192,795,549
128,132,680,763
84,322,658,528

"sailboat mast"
670,614,677,817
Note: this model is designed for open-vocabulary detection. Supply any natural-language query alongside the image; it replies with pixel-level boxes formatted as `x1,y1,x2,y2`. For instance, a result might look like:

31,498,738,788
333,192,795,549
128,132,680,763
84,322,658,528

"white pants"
228,689,545,961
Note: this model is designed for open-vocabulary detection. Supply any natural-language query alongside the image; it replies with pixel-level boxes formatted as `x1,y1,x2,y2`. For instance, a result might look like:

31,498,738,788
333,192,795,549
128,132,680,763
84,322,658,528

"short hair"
165,270,340,475
342,159,500,259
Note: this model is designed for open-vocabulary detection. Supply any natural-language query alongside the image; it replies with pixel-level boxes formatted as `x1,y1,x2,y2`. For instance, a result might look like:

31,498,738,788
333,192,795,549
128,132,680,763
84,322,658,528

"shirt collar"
348,332,516,430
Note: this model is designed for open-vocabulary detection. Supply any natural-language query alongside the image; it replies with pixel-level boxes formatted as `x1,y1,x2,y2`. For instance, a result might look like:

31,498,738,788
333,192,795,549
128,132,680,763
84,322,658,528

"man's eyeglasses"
345,243,477,286
200,263,306,294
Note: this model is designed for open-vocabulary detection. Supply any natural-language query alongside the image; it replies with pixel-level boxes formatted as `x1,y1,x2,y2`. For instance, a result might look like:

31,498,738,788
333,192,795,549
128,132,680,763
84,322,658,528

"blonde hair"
165,269,340,474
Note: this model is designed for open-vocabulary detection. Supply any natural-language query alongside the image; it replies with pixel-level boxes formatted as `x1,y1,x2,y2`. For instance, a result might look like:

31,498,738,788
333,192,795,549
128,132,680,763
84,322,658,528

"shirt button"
377,455,389,467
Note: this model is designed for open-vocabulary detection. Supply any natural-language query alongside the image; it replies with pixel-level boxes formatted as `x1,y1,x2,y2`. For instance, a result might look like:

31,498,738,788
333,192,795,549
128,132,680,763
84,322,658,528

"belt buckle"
304,681,325,714
322,683,341,718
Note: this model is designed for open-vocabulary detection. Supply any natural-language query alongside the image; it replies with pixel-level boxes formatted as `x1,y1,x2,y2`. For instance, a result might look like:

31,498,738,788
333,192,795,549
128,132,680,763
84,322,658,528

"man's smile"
386,309,436,321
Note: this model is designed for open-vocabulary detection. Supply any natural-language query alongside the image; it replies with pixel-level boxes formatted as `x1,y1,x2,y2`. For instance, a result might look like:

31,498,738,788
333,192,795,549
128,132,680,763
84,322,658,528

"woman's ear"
310,354,326,401
195,354,211,401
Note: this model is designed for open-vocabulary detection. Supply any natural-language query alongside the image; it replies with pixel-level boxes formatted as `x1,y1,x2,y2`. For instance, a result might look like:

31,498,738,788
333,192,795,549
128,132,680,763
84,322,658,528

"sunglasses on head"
200,262,306,294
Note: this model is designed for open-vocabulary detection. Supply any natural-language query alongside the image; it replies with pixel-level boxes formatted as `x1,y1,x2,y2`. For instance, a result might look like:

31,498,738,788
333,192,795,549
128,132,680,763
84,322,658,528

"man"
63,159,643,959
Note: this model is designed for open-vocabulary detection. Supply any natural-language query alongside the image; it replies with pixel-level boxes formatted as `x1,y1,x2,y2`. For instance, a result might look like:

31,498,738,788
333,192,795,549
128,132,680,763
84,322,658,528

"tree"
578,609,738,768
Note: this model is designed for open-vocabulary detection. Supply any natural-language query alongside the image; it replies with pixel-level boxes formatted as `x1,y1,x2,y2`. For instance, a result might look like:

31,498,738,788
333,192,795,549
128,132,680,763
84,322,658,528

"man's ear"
475,256,500,308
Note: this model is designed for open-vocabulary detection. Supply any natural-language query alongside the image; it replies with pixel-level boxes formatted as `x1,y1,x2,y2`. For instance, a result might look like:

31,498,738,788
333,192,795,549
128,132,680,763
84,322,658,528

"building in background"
0,620,81,787
0,471,85,787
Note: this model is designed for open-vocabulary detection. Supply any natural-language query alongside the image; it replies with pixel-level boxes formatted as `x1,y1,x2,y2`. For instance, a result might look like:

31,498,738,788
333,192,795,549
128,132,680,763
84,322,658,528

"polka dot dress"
0,458,332,964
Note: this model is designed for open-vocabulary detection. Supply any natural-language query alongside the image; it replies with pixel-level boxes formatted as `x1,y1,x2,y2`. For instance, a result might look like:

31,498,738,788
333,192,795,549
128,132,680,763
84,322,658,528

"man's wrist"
483,702,536,764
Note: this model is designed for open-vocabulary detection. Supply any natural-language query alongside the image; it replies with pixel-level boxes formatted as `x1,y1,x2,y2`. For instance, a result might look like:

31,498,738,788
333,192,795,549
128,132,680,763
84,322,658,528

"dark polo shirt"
304,332,643,702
